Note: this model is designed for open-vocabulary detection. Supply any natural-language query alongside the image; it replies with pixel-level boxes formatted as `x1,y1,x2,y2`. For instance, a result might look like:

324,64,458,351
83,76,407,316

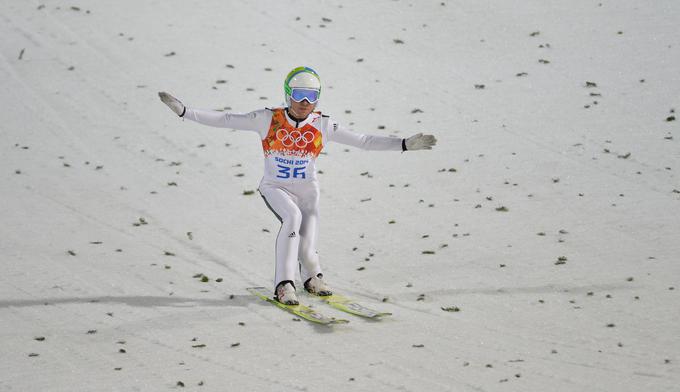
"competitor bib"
261,109,324,181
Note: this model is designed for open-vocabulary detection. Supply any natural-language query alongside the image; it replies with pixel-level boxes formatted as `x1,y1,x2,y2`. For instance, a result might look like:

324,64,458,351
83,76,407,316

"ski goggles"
290,88,320,104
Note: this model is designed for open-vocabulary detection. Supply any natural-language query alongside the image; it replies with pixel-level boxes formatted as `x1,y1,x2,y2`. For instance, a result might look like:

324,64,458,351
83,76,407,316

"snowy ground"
1,0,679,391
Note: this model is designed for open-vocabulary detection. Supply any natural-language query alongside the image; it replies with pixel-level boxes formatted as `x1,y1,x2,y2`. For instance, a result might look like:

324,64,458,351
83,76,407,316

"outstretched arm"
328,120,437,151
158,92,270,135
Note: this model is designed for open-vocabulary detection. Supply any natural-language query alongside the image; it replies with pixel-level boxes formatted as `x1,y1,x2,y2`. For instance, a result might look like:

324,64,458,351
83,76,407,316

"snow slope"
1,0,679,391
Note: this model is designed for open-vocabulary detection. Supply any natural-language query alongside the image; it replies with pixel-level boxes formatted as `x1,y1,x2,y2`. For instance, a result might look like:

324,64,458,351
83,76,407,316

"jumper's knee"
281,208,302,233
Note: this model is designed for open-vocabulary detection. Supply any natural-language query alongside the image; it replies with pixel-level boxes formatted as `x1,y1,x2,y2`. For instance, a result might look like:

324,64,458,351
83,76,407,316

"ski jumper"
182,107,403,287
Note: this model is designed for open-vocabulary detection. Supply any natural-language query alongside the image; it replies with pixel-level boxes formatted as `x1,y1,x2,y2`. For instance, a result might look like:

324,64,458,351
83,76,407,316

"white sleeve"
325,118,404,151
182,108,272,138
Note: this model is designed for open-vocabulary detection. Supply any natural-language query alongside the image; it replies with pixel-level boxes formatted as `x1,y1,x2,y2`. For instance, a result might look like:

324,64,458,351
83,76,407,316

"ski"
312,292,392,319
247,287,349,325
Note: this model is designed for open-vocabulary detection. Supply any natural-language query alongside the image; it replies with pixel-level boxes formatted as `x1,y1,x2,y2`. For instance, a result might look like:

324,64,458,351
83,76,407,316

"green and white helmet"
284,66,321,106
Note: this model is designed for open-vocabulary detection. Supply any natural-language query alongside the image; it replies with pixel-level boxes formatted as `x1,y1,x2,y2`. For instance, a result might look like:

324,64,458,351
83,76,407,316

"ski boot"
304,273,333,296
275,281,299,305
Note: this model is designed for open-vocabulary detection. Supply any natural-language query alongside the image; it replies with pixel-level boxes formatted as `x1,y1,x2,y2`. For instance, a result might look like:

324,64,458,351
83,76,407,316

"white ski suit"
182,106,403,288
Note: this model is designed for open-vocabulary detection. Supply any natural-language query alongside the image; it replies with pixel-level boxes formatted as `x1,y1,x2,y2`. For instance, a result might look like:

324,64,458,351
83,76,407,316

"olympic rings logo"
276,129,316,148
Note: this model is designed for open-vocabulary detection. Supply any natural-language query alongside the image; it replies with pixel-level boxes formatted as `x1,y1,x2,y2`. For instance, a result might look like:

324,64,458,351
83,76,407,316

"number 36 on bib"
276,165,307,179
